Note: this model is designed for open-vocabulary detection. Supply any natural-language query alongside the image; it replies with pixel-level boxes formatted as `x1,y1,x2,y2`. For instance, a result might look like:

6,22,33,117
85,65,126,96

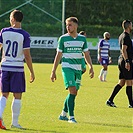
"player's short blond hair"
65,17,78,24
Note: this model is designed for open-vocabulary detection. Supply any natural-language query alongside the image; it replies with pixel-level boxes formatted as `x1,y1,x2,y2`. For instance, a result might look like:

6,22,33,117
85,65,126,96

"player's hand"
125,63,130,71
50,71,56,82
89,68,94,79
30,73,35,83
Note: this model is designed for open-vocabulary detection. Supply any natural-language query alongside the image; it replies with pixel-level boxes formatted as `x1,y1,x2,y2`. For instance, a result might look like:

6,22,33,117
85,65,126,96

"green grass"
0,64,132,133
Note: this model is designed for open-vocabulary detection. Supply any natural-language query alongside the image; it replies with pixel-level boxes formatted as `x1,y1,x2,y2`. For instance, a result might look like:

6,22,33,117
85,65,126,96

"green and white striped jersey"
57,33,88,71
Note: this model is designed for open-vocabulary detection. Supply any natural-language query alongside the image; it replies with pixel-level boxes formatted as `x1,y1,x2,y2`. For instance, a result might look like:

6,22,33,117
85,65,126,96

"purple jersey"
98,39,110,59
0,27,30,72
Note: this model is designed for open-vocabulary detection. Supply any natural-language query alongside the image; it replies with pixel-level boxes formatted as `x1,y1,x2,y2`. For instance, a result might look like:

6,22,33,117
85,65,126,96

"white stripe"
2,67,24,72
1,60,24,66
103,42,109,45
101,50,108,53
83,48,88,52
57,48,62,52
101,54,108,57
62,62,81,70
62,53,82,59
23,47,30,49
64,41,84,47
100,46,109,49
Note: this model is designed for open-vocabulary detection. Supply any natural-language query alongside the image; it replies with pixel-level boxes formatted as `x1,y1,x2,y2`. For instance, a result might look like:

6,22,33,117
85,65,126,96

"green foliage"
78,25,122,38
23,22,62,36
0,64,132,133
0,0,132,37
0,0,63,36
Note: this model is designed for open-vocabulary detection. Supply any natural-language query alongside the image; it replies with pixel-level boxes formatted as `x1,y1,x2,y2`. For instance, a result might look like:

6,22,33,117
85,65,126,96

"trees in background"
0,0,133,38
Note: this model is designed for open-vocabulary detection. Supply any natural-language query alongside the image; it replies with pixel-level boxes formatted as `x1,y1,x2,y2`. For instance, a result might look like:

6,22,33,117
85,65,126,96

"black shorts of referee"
118,57,133,80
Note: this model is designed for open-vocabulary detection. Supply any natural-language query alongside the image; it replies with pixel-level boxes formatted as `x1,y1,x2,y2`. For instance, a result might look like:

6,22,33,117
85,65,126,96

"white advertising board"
30,37,58,49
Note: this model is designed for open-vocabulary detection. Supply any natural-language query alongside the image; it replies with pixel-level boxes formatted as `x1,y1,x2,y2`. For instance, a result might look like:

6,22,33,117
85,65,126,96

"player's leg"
123,61,133,108
102,64,108,81
125,80,133,108
98,59,105,81
106,59,126,107
0,93,9,130
60,89,77,122
67,86,77,123
106,79,125,107
59,68,78,123
0,71,10,130
10,72,25,129
102,58,109,81
98,68,104,81
59,69,74,121
11,93,22,128
67,72,81,123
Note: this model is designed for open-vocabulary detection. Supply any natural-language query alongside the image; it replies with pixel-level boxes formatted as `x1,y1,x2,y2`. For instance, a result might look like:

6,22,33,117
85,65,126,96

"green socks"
63,94,76,116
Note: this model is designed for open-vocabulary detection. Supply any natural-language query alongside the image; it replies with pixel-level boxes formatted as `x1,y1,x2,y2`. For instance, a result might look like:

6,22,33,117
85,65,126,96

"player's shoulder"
58,33,70,42
77,34,87,42
1,27,30,36
119,32,129,40
99,39,104,44
60,33,70,38
18,29,30,37
0,27,11,32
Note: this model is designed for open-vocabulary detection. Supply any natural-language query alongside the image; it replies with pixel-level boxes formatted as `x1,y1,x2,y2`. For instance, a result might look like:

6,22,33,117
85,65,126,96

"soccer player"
79,31,87,74
106,20,133,108
0,10,35,130
50,17,94,123
98,32,111,82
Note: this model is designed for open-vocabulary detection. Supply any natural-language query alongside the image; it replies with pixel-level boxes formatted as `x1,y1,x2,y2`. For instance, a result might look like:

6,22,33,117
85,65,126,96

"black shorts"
118,57,132,80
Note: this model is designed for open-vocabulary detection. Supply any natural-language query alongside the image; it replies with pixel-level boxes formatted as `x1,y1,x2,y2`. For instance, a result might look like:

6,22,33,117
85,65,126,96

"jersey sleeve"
0,29,3,44
23,32,31,49
83,38,88,52
98,40,103,48
123,36,130,47
57,36,63,52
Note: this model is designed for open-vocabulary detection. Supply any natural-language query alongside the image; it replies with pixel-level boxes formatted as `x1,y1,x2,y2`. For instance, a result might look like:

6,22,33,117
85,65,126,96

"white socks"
99,69,104,77
99,69,107,81
0,96,7,118
70,116,74,119
11,99,21,126
0,97,21,126
61,110,67,116
103,70,107,81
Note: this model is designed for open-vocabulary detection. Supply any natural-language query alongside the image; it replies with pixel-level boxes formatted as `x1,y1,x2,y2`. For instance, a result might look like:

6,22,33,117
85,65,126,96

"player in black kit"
106,20,133,108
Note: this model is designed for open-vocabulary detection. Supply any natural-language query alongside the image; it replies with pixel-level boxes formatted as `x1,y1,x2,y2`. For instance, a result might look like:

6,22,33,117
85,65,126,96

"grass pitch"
0,63,132,133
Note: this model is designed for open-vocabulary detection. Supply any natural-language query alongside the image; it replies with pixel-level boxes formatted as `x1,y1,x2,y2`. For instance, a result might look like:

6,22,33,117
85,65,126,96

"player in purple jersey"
0,10,35,130
98,32,112,82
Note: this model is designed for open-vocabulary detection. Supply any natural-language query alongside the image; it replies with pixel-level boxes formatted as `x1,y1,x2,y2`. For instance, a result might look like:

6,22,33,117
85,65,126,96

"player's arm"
108,50,112,63
0,44,3,59
121,44,128,60
0,43,2,50
121,44,130,71
23,48,35,83
50,51,62,82
83,51,94,78
98,47,102,62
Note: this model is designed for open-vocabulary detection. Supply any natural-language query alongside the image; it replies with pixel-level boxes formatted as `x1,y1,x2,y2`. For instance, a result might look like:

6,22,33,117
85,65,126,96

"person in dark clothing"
106,20,133,108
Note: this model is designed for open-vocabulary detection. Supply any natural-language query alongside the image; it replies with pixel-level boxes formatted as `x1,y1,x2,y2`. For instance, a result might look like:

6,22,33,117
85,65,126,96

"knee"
68,87,77,95
2,93,9,99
